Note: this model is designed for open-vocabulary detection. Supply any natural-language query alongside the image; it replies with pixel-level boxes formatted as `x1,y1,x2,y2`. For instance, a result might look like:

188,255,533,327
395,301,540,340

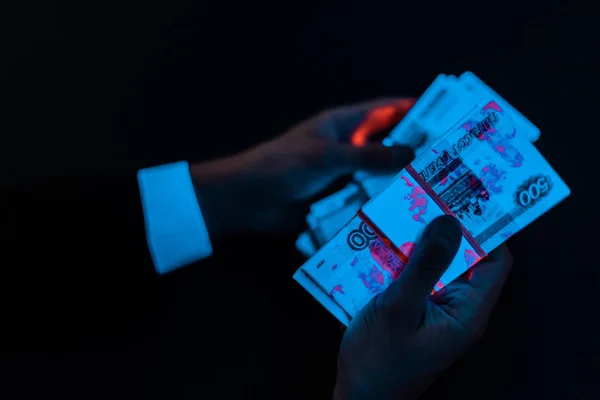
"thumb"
334,144,415,173
378,215,463,321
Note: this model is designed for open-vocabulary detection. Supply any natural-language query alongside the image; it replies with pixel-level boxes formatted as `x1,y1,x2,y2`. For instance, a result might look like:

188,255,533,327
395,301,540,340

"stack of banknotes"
294,71,570,326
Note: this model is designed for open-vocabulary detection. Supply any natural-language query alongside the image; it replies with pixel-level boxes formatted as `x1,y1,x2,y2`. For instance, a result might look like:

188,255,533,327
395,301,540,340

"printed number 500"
517,177,549,207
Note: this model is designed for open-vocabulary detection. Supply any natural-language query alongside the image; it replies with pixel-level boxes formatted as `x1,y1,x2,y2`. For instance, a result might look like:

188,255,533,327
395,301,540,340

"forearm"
188,152,260,240
189,157,241,241
332,370,435,400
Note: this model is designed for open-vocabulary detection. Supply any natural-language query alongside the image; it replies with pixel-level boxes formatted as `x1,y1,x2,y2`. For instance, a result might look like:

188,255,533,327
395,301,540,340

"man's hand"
333,215,513,400
189,98,416,239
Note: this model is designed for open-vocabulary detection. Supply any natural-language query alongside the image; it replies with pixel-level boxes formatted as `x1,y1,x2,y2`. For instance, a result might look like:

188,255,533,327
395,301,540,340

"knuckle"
310,142,337,168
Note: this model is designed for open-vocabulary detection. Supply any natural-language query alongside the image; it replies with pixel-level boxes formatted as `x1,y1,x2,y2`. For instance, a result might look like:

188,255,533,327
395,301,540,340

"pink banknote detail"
369,239,407,280
358,264,385,293
461,101,523,168
438,163,470,188
401,175,428,224
482,100,503,114
464,249,479,268
479,163,507,194
400,176,414,187
330,285,345,296
399,241,416,258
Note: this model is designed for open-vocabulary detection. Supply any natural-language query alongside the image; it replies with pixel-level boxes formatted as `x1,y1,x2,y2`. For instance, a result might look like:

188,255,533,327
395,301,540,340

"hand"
189,98,417,239
333,215,514,400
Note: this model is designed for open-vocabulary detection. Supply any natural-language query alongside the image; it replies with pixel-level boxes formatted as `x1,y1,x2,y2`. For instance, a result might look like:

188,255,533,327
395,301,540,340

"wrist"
332,382,349,400
188,156,246,241
332,371,368,400
333,372,432,400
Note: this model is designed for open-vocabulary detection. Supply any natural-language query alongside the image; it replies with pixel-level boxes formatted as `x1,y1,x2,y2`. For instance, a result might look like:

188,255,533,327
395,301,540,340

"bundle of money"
296,72,541,257
294,74,569,325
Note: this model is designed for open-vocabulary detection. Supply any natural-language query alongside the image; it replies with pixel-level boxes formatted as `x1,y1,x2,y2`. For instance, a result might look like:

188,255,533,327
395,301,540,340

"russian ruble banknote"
294,100,570,325
296,71,542,258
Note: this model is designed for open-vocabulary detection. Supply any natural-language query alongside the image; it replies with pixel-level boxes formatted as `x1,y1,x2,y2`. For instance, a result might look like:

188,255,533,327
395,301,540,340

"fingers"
378,215,463,322
345,97,417,119
334,143,415,172
465,245,514,308
329,98,417,144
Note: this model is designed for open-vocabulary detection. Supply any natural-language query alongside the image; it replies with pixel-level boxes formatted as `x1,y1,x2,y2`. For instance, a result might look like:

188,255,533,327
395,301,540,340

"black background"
2,1,600,398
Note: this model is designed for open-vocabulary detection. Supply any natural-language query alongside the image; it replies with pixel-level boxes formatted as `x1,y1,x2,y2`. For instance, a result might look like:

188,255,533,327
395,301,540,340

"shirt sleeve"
137,161,213,274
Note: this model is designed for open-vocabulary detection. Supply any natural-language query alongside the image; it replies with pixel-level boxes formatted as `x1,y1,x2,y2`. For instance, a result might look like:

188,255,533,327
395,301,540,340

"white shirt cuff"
137,161,213,274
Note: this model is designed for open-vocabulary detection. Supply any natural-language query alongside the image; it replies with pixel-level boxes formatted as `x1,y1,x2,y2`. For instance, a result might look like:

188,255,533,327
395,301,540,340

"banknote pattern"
299,216,409,316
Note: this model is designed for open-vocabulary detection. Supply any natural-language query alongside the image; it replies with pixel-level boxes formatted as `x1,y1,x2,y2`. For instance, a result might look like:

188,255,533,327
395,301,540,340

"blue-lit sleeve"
137,161,213,274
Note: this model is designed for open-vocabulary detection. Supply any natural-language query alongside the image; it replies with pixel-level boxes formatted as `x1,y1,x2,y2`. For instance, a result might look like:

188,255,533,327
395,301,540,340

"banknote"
297,215,410,317
301,185,479,317
384,74,479,157
353,171,397,198
295,231,317,258
346,72,540,235
306,183,369,245
457,71,540,142
307,71,546,251
309,183,365,218
364,100,570,254
293,267,351,325
296,101,570,322
302,177,391,256
383,72,539,149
